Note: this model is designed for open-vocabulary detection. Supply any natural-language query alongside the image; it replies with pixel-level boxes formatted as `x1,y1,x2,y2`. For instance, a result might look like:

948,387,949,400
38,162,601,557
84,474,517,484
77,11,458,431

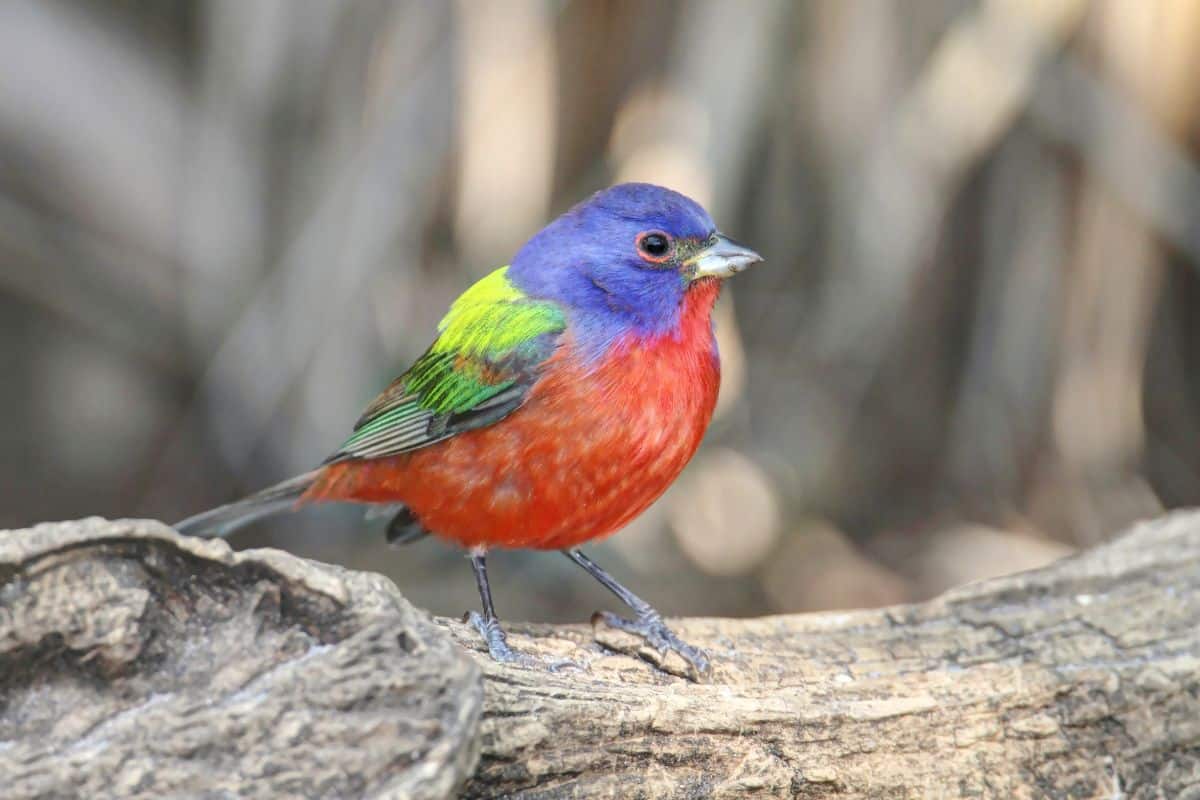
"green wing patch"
326,267,565,463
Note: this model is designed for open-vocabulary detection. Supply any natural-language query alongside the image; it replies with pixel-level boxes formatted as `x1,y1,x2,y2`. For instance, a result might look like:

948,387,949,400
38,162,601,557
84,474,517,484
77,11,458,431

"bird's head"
507,183,762,353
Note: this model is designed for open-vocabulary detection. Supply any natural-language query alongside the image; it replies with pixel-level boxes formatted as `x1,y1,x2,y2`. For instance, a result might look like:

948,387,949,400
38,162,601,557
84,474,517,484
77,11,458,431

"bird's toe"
592,610,711,680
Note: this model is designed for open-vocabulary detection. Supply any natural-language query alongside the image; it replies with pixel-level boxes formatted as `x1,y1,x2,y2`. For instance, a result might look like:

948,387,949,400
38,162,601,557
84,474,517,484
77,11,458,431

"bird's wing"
324,267,566,463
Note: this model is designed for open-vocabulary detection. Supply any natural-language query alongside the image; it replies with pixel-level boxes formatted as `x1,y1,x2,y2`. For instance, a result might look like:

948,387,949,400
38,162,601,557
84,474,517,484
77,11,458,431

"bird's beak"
686,233,764,280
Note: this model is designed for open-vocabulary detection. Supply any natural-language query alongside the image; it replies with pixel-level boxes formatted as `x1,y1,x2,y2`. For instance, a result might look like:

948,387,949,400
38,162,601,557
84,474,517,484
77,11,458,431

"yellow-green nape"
431,267,565,359
382,266,566,416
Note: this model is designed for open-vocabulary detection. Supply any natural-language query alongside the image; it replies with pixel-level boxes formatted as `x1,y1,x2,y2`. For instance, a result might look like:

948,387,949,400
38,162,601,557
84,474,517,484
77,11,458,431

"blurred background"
2,0,1199,623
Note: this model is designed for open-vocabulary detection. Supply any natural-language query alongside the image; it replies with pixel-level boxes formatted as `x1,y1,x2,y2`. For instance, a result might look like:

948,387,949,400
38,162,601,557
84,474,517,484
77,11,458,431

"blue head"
507,183,760,359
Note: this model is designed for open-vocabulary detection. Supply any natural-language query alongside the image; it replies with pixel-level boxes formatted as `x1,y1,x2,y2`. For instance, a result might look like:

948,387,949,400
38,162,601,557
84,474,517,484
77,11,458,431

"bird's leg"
464,548,532,665
465,549,585,673
563,549,710,677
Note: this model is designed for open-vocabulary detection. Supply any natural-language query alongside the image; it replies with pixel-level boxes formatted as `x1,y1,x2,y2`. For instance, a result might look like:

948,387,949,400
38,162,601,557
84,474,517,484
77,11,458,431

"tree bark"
0,518,481,799
3,514,1197,799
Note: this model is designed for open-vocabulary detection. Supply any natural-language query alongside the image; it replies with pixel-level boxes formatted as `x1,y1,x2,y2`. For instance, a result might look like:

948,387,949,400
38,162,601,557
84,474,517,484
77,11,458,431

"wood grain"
3,513,1197,799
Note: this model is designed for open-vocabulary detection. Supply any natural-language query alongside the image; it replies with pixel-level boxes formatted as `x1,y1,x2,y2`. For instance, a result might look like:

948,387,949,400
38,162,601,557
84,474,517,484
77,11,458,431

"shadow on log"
2,514,1198,798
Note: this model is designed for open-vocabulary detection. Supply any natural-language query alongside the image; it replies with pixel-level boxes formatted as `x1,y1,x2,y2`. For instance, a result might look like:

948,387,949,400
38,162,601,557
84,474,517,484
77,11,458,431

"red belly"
305,286,722,550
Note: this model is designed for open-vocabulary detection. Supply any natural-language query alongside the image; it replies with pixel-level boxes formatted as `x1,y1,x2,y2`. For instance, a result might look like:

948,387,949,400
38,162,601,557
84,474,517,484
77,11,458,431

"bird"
176,182,762,677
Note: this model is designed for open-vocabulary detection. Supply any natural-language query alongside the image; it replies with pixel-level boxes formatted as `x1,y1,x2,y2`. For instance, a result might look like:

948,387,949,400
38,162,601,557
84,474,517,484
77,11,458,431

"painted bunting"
177,183,762,676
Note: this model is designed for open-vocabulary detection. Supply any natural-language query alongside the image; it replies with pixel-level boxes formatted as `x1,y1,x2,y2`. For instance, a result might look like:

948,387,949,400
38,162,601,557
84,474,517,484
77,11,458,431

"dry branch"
3,514,1198,799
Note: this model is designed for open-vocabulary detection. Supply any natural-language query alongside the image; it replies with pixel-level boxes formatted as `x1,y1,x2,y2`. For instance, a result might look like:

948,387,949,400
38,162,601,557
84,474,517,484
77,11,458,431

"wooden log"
0,518,481,799
448,512,1200,799
3,513,1197,798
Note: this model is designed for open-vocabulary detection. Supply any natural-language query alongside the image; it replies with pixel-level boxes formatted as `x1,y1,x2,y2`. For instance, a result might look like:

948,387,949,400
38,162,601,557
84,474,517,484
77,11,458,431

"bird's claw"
593,610,711,678
466,610,537,667
465,611,581,673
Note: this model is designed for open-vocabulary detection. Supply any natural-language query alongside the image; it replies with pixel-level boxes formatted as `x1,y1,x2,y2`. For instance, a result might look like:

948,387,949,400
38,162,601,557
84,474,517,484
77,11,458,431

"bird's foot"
465,610,537,667
593,609,711,679
464,611,579,673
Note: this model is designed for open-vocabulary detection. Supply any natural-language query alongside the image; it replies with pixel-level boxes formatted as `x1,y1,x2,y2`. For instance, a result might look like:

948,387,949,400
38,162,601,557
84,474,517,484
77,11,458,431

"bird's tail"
174,471,319,539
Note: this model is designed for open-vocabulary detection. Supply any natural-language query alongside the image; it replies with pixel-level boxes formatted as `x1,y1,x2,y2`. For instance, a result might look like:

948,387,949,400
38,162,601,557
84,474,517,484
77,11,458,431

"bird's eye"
636,231,672,263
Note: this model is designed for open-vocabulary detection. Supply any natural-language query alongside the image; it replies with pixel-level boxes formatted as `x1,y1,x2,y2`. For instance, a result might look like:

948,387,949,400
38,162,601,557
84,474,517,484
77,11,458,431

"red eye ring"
636,230,673,263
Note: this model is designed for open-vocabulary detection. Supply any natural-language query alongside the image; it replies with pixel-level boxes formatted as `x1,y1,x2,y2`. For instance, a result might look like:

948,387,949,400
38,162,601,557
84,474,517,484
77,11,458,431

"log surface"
446,512,1200,799
0,518,481,800
2,513,1198,799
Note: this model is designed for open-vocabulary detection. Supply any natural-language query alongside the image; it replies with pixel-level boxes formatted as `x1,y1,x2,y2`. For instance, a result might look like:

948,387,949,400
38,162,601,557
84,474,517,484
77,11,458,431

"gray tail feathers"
174,471,319,539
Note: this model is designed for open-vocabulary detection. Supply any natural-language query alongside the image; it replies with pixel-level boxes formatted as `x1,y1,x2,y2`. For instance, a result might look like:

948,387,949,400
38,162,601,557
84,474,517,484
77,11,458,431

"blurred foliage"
2,0,1199,622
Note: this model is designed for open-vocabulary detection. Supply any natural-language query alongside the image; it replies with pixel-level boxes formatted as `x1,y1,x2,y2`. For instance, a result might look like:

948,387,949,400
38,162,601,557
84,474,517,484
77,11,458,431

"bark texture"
2,513,1198,799
0,518,481,799
448,512,1200,799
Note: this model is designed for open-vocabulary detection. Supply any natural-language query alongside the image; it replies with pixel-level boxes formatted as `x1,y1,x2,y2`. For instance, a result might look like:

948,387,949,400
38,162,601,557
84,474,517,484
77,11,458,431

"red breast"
305,280,723,550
